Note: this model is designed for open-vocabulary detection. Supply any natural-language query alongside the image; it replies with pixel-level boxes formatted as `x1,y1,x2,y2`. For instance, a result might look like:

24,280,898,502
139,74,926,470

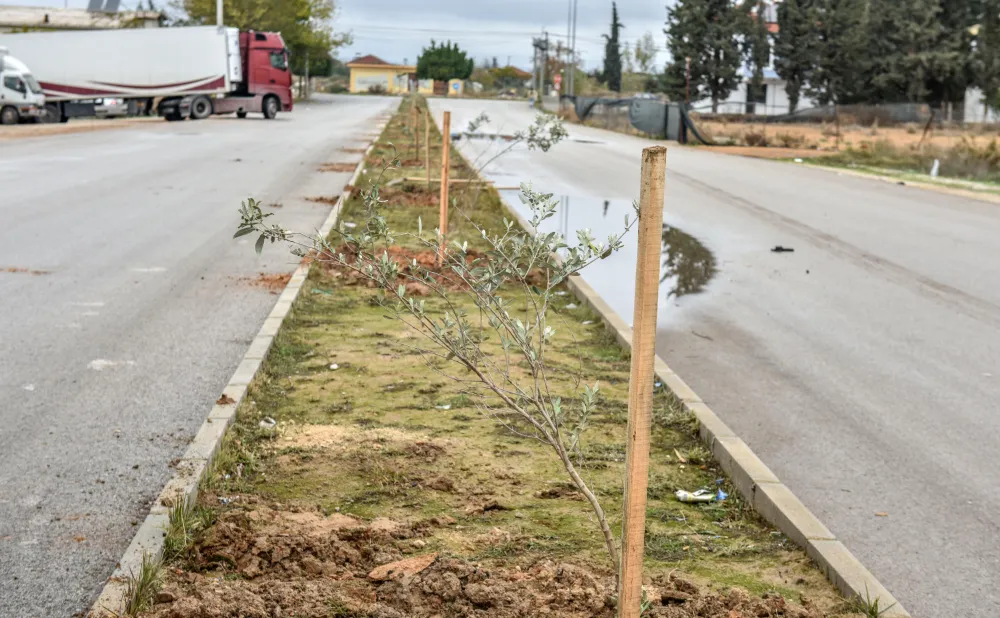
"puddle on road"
498,191,716,319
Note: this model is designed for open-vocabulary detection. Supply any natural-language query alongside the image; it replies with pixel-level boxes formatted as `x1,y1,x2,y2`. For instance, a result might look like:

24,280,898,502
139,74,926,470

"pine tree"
975,0,1000,115
774,0,815,112
865,0,952,102
602,2,624,92
663,0,743,111
805,0,868,105
925,0,976,106
742,0,772,110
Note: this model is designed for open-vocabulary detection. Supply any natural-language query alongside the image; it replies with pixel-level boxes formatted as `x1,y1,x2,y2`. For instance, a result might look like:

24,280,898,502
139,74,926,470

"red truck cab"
239,31,292,113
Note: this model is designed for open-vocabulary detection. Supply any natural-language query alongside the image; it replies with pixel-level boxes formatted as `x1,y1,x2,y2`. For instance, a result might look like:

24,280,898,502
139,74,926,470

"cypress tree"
602,2,624,92
806,0,867,105
773,0,815,112
664,0,743,111
743,0,772,110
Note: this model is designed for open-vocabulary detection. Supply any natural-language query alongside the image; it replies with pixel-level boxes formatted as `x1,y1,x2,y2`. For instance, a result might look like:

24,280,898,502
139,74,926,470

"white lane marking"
87,359,135,371
131,267,167,273
22,384,34,391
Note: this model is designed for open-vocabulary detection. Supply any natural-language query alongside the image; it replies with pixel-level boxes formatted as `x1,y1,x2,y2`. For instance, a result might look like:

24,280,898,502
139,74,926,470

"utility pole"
570,0,578,96
532,34,550,97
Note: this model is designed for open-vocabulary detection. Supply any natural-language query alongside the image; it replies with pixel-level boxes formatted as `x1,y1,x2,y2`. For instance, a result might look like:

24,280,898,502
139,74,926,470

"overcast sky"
335,0,670,71
1,0,670,71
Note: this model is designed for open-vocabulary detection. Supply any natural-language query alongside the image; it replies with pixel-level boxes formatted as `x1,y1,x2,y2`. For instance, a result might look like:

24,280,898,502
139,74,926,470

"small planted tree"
235,112,637,575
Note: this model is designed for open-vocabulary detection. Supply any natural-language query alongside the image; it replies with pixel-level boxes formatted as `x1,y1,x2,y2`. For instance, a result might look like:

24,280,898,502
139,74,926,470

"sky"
334,0,670,71
0,0,671,72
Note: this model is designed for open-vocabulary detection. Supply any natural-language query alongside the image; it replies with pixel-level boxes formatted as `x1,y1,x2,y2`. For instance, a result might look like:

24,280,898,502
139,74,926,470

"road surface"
432,98,1000,618
0,94,395,617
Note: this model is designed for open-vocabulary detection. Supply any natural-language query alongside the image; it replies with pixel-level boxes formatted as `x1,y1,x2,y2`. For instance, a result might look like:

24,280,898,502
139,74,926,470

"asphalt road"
432,99,1000,618
0,94,395,617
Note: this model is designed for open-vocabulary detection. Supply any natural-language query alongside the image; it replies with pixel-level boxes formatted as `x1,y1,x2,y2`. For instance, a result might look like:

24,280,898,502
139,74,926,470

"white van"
0,46,45,124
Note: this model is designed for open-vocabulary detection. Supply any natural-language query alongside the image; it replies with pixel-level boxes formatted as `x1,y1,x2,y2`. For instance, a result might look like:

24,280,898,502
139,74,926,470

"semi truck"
0,47,46,124
0,26,292,123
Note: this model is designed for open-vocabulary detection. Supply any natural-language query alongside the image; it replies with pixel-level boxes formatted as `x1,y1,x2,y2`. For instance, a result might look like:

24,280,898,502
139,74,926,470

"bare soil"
238,272,292,294
320,162,359,173
150,503,827,618
696,118,1000,153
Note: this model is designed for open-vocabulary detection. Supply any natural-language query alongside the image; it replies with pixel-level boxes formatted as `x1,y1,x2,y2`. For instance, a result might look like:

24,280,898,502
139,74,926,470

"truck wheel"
263,95,279,119
236,110,248,119
0,106,19,126
189,96,213,120
35,103,61,124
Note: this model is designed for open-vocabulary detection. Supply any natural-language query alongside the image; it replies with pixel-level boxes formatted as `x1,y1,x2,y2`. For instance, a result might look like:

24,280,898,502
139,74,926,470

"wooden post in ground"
618,145,667,618
410,100,418,158
424,108,431,188
438,111,451,262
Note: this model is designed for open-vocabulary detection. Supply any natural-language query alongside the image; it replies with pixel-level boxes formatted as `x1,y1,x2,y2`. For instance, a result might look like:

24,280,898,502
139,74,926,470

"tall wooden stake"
438,111,451,262
424,108,431,189
410,101,417,158
618,145,667,618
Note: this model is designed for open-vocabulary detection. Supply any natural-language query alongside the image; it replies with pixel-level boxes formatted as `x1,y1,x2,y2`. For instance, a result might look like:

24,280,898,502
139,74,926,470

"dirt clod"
368,552,438,582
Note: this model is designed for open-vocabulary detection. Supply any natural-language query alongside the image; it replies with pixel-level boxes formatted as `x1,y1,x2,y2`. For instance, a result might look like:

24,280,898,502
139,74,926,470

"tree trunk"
555,442,620,577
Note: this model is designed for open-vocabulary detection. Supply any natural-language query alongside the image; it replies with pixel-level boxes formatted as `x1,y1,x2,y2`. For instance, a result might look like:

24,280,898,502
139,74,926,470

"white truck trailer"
0,26,293,123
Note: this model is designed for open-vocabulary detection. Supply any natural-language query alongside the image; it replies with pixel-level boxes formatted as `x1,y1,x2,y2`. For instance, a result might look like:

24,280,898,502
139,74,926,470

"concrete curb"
481,150,909,616
86,114,391,618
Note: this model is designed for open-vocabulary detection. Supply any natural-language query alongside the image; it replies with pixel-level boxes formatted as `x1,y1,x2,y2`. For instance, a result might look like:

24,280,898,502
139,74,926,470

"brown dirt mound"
151,506,826,618
239,272,292,294
320,162,358,173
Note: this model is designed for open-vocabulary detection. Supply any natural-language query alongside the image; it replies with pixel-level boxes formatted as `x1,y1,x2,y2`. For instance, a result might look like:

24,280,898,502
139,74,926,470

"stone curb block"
86,104,396,618
470,135,911,616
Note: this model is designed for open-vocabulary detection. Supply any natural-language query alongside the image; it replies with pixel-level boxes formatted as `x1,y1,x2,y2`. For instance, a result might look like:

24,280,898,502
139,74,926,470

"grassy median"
141,96,858,618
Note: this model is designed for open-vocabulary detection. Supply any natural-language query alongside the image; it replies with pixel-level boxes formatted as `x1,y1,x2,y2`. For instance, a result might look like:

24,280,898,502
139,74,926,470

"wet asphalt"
0,94,396,617
432,98,1000,618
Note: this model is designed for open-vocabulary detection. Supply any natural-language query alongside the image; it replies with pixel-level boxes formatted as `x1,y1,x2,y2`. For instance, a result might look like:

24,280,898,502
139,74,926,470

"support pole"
438,111,451,262
216,0,222,26
411,100,418,159
424,108,431,189
618,145,667,618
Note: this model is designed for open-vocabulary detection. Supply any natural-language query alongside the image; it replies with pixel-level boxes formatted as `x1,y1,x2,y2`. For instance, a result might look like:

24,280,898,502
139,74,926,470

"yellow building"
346,55,446,95
347,55,419,94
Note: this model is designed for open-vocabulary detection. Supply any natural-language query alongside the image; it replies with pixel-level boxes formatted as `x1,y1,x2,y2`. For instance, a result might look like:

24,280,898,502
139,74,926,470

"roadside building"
347,54,433,95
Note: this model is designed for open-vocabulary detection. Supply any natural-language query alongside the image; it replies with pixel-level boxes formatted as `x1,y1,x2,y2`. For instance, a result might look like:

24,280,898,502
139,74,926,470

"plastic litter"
259,416,277,430
930,159,940,178
675,488,728,503
565,303,578,310
435,404,452,410
329,363,339,370
794,158,804,163
771,246,794,253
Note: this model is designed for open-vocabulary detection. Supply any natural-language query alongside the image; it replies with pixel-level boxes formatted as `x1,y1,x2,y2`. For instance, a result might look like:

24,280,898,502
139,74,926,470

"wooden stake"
424,108,431,189
410,101,417,158
618,145,667,618
439,111,451,261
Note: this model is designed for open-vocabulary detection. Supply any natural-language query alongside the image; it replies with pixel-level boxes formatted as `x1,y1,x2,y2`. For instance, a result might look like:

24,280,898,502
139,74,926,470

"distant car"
94,97,128,118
